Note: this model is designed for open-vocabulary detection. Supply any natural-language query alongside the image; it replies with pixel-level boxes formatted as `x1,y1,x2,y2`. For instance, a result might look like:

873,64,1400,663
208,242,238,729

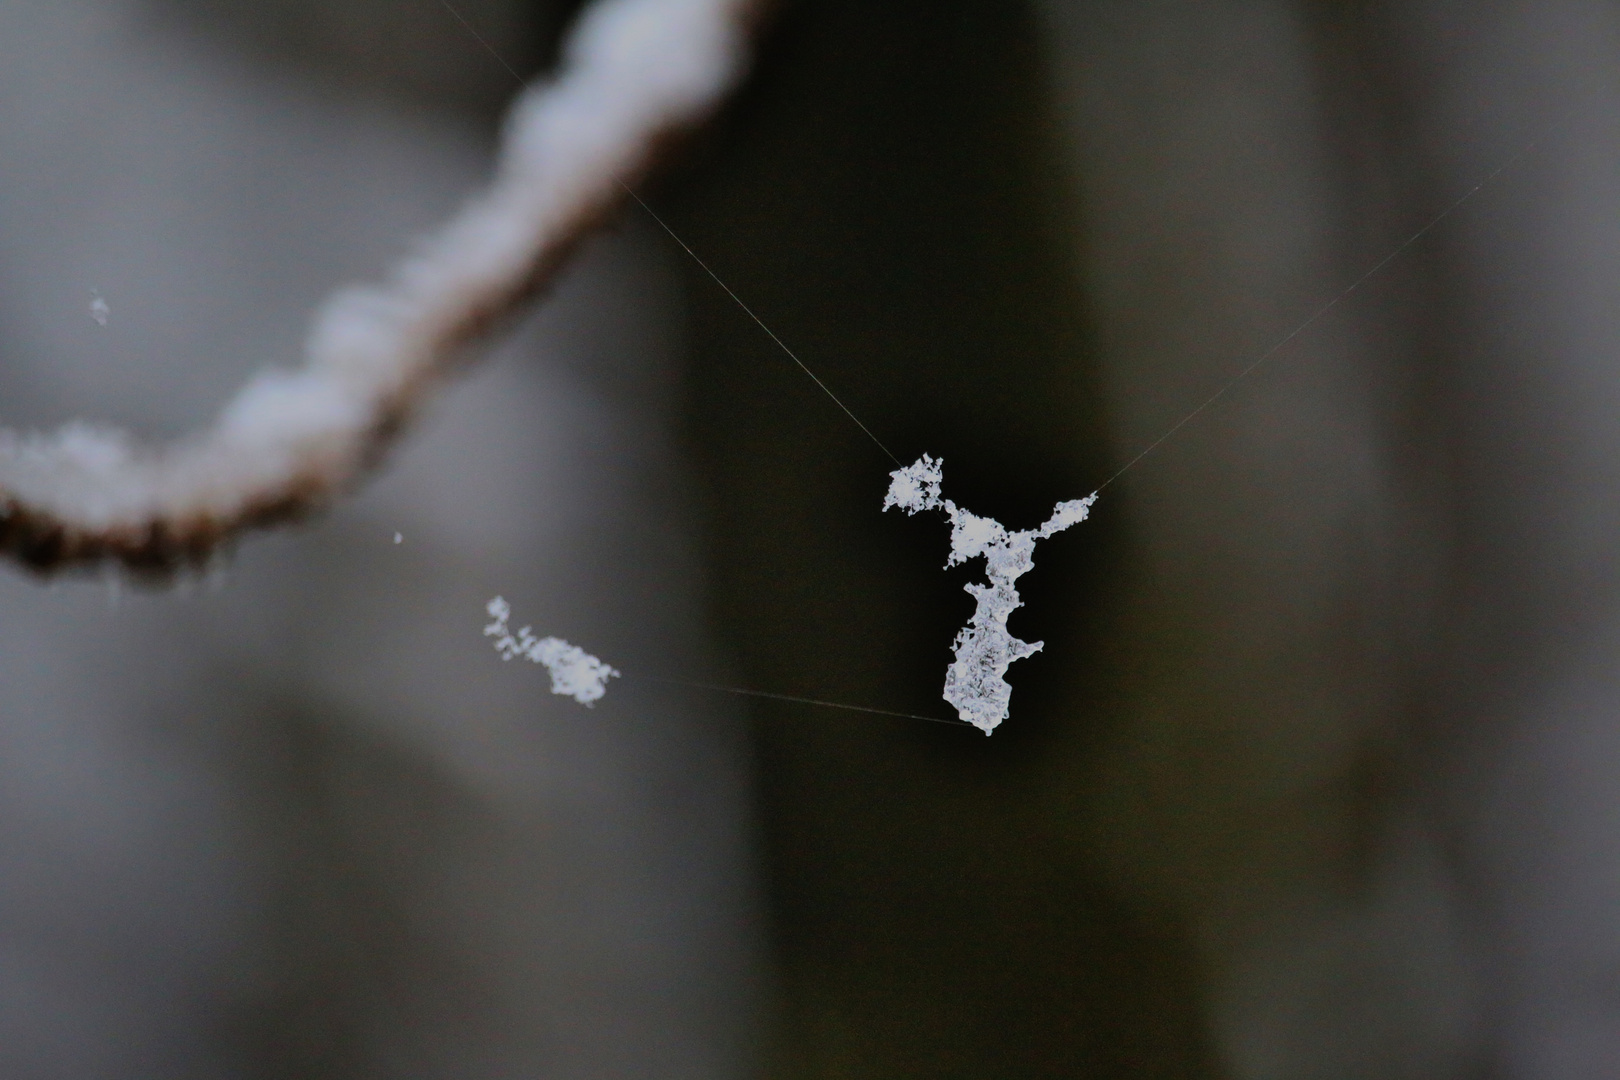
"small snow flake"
483,596,620,706
88,289,110,327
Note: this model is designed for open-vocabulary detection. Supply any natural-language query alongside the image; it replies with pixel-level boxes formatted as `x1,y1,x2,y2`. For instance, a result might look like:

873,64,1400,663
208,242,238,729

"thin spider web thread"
618,184,901,466
633,674,970,726
440,0,899,467
1093,134,1542,493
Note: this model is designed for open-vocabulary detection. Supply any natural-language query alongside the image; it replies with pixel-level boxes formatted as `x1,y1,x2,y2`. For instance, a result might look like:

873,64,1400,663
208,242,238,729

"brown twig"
0,0,762,578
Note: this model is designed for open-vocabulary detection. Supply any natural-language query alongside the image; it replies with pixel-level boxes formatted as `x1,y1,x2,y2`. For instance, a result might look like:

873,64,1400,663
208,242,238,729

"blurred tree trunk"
671,2,1216,1076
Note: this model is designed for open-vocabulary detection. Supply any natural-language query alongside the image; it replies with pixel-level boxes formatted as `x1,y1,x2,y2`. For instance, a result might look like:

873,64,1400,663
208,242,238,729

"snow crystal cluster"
883,455,1097,734
484,597,621,706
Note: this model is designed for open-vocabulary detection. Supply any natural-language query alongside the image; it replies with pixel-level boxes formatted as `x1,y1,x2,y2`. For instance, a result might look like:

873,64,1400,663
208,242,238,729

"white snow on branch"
884,454,1097,735
484,596,620,706
0,0,759,575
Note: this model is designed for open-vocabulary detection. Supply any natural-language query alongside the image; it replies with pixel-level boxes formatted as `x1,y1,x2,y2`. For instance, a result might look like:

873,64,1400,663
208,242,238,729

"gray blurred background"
2,0,1619,1077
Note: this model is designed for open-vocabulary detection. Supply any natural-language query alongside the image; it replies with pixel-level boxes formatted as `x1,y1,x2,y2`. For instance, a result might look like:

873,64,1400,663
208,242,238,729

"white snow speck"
483,596,620,706
882,455,943,514
883,454,1097,734
393,532,403,544
88,290,109,326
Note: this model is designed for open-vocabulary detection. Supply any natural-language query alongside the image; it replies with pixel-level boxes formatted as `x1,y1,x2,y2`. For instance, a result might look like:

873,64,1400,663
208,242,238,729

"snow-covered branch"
0,0,760,576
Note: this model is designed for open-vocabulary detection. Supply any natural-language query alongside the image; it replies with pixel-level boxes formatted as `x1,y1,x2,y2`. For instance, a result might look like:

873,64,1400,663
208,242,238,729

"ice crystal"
484,596,620,706
88,289,109,327
884,455,1096,734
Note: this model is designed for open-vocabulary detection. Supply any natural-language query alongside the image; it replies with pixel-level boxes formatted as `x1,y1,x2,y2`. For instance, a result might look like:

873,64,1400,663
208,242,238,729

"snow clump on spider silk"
883,455,1097,735
484,596,621,706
